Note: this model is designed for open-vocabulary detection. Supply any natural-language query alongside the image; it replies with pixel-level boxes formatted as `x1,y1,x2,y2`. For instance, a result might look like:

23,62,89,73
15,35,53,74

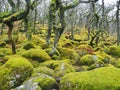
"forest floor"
0,24,120,90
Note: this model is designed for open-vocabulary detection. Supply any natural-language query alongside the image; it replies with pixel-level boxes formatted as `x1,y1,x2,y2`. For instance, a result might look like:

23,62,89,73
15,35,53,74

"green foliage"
0,57,33,90
60,66,120,90
23,41,35,50
22,49,51,62
0,12,11,19
106,46,120,57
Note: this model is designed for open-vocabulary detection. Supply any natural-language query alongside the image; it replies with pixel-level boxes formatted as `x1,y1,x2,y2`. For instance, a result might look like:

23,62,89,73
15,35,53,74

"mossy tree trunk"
7,23,16,54
116,0,120,46
48,0,92,55
0,0,32,54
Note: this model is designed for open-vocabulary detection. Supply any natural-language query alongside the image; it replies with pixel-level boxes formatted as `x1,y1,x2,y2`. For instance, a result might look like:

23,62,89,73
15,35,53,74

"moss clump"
78,44,94,56
40,59,71,69
60,66,120,90
58,35,74,49
0,57,33,90
14,73,57,90
0,41,6,47
23,41,35,50
33,73,58,90
22,49,51,62
94,51,115,64
0,48,12,57
32,35,46,48
115,59,120,68
89,60,105,70
55,63,75,79
33,66,55,77
106,46,120,57
57,47,80,64
17,34,27,44
79,54,95,66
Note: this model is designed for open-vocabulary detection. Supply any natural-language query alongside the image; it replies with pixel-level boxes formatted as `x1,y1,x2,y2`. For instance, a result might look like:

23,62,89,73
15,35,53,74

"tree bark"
116,1,120,46
7,23,16,54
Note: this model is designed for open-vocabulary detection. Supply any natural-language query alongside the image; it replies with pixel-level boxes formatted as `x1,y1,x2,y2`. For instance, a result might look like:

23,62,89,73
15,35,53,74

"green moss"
33,66,55,77
78,44,94,56
0,57,33,90
55,63,75,78
58,35,74,49
115,59,120,68
3,11,23,23
60,66,120,90
57,47,80,64
33,73,58,90
105,46,120,57
32,35,46,49
0,12,11,18
79,54,95,66
79,51,115,68
94,51,116,64
14,73,57,90
17,34,27,44
89,60,105,70
0,41,6,47
29,59,40,67
40,59,71,69
22,49,51,62
0,48,12,57
23,41,35,50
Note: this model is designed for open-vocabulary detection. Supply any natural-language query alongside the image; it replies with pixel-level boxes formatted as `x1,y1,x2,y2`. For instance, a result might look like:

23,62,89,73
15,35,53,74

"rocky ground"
0,28,120,90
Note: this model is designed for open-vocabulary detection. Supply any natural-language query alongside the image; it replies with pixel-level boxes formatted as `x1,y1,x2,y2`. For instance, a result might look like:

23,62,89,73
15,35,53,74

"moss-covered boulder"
79,54,95,66
40,60,74,79
94,51,115,64
32,35,46,49
0,48,12,57
78,44,94,56
33,66,55,77
40,59,71,69
54,63,75,79
15,73,58,90
57,47,80,64
60,66,120,90
88,60,105,70
0,57,33,90
115,59,120,68
79,51,115,69
58,35,74,49
23,41,35,50
105,45,120,57
22,49,51,62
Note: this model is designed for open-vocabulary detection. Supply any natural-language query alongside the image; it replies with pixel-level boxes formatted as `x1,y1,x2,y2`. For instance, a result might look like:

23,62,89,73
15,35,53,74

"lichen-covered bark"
47,0,85,55
116,1,120,45
0,0,31,54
